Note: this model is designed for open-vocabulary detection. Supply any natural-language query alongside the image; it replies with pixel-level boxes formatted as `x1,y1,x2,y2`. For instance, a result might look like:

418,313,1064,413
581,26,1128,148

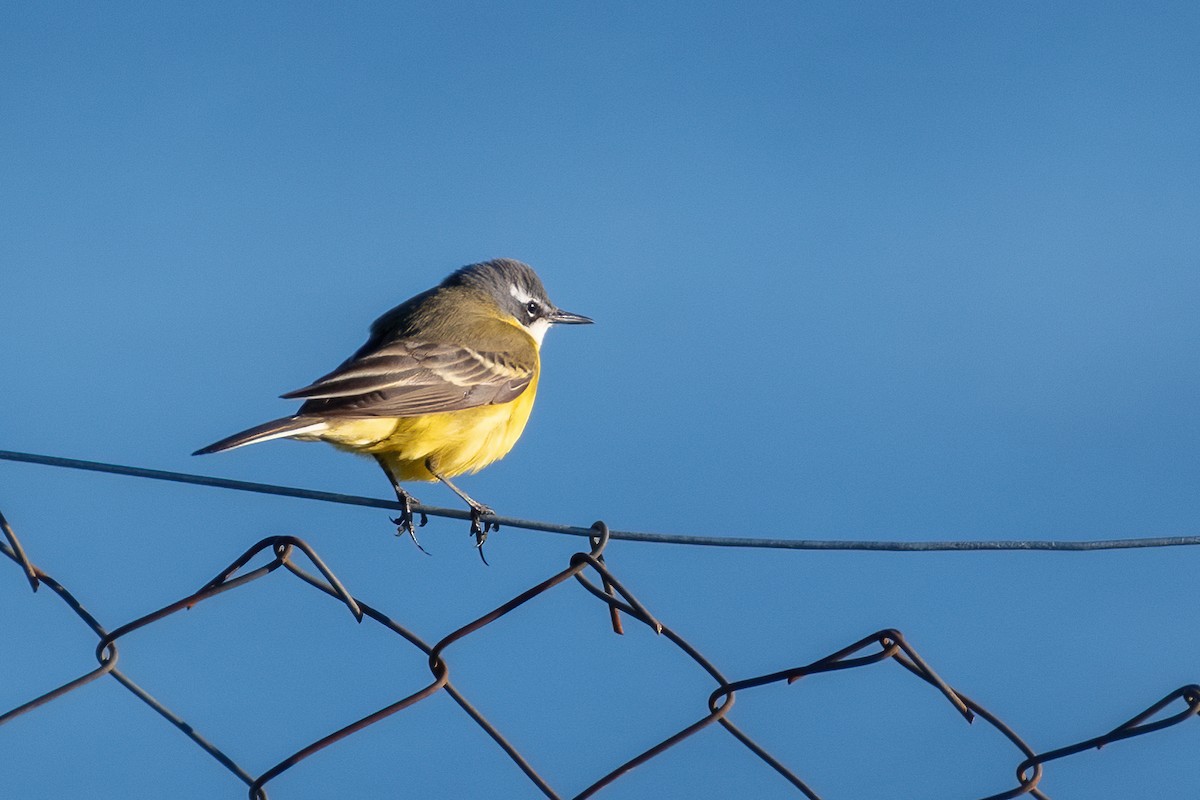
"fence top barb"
2,449,1199,553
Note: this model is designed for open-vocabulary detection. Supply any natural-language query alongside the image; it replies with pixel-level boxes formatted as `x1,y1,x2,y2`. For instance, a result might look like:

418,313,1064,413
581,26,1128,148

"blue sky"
3,3,1199,798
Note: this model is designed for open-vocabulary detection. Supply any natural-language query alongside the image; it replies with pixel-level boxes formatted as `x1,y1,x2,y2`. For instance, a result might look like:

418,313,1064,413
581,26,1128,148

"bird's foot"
390,493,430,555
468,502,499,564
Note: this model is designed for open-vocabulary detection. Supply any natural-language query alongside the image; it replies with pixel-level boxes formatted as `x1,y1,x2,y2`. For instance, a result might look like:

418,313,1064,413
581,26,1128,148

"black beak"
549,308,593,325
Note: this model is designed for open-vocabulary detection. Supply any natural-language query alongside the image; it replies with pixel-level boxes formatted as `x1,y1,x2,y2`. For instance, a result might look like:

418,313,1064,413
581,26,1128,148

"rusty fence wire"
2,452,1199,798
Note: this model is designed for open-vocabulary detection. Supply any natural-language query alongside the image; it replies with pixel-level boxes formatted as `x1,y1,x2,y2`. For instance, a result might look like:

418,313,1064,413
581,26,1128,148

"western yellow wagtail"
194,258,592,551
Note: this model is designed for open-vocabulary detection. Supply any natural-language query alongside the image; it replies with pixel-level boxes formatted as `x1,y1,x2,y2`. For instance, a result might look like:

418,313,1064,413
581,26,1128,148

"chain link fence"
2,455,1199,798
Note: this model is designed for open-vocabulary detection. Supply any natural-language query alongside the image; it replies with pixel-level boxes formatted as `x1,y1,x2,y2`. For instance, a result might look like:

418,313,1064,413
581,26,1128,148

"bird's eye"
526,301,539,317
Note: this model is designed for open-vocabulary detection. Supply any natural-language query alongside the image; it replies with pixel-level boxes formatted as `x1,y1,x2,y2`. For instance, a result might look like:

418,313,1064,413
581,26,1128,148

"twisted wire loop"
1010,685,1200,794
0,532,117,725
3,505,1199,799
706,629,1039,799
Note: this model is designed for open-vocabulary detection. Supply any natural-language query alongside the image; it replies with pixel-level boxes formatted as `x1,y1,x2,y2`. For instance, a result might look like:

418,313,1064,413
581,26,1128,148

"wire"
2,449,1198,552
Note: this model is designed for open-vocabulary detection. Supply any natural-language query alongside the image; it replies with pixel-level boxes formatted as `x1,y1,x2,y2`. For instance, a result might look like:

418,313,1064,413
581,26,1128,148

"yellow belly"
316,373,539,482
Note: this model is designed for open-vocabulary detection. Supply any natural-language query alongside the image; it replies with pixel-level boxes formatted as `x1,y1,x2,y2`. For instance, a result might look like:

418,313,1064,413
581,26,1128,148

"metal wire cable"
3,449,1199,552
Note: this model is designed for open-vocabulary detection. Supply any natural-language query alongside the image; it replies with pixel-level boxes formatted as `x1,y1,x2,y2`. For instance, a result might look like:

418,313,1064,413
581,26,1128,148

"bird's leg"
425,458,499,558
374,456,429,554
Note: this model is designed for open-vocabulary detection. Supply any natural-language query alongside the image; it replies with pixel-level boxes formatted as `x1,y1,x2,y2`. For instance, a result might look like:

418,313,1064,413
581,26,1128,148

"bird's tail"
192,417,329,455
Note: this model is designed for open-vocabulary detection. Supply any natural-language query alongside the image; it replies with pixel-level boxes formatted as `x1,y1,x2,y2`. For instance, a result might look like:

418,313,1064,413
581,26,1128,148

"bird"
193,258,592,553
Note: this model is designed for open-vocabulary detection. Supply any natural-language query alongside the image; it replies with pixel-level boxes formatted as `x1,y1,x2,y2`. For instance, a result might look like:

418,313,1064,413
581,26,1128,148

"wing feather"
281,340,534,418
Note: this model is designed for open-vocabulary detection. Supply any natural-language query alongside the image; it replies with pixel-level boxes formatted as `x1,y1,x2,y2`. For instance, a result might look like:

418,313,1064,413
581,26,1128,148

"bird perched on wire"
193,258,592,553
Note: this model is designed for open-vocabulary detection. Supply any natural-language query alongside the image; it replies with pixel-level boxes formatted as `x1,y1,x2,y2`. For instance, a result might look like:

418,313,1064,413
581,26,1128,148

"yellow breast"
319,366,539,482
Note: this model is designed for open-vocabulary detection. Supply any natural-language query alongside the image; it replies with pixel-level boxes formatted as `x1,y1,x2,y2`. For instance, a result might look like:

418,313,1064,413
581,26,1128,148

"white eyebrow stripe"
509,283,533,305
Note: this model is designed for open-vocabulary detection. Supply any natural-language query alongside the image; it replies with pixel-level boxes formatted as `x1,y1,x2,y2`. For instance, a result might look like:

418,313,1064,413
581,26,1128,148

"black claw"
390,495,430,555
468,506,499,563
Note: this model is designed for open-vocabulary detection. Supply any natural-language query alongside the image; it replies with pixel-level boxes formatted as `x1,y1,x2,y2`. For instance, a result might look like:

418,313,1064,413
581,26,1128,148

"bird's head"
444,258,593,345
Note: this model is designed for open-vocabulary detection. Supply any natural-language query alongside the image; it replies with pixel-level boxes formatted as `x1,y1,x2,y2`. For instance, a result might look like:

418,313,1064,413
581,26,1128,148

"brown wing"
282,339,535,418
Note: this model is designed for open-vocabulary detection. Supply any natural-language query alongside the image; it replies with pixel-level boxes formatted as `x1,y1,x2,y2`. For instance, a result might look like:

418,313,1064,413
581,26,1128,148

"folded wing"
282,340,534,418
